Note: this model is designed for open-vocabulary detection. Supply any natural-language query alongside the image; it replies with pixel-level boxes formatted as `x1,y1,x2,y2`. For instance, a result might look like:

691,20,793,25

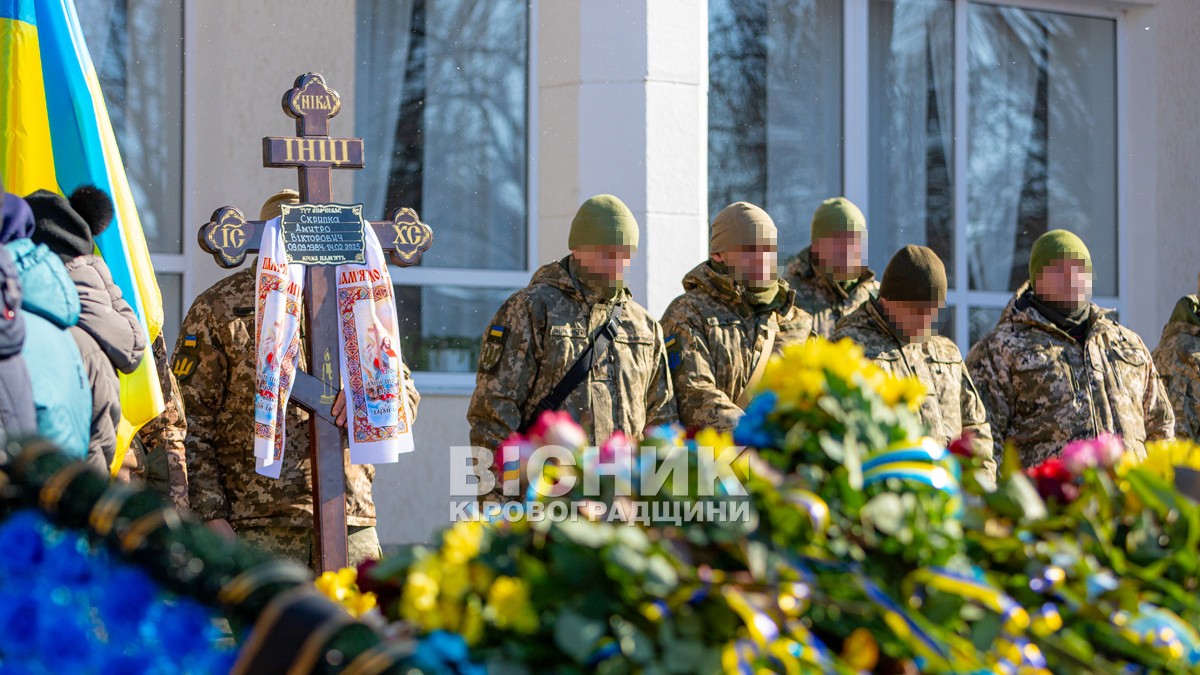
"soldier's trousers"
237,525,382,570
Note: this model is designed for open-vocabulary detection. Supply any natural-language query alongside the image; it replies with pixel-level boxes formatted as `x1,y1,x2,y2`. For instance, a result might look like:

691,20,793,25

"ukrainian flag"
1,0,165,473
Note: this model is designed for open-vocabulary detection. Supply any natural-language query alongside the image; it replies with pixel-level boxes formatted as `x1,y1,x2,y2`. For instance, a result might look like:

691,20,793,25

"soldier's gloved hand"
331,390,348,428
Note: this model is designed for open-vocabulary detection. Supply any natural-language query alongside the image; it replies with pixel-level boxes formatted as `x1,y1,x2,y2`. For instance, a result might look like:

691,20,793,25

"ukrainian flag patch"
665,334,682,371
480,325,507,373
502,458,521,482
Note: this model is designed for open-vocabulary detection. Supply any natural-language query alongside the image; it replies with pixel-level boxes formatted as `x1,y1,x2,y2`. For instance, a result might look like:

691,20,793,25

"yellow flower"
461,596,486,646
485,576,538,634
470,562,496,595
440,597,464,632
403,569,441,624
440,558,471,601
314,567,378,618
695,428,734,455
346,590,377,617
1122,439,1200,483
841,628,880,671
314,567,358,603
878,374,927,410
825,338,869,384
442,520,485,564
759,337,934,412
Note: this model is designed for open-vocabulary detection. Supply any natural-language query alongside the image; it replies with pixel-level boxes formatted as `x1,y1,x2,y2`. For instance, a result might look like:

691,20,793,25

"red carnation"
1026,457,1079,504
948,431,976,459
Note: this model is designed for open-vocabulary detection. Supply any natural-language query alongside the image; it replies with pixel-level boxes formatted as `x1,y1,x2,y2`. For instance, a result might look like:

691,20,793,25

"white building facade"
83,0,1199,546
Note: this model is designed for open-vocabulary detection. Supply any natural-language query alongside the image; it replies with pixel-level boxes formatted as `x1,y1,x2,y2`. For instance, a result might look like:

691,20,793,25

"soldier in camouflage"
467,195,677,464
661,202,813,431
783,197,878,339
832,245,994,477
967,230,1174,467
1151,272,1200,440
176,190,420,568
120,333,189,511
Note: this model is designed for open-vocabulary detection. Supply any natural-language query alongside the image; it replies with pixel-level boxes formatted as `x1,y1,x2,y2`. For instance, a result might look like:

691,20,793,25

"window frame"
843,0,1126,351
388,0,539,395
721,0,1125,351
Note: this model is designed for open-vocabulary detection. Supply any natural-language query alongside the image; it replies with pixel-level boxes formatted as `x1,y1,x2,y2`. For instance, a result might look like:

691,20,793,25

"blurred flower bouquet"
325,338,1200,674
964,436,1200,673
0,510,236,673
347,412,840,674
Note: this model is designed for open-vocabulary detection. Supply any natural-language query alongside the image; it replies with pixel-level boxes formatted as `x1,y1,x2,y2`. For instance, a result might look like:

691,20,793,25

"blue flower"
97,565,156,636
0,593,39,654
413,631,486,675
38,607,94,673
105,652,154,675
0,511,47,578
151,597,216,659
42,535,93,588
734,391,778,448
0,662,38,675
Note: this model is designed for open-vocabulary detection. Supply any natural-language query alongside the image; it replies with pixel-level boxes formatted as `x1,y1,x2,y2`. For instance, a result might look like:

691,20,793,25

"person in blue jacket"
0,193,35,440
0,191,91,461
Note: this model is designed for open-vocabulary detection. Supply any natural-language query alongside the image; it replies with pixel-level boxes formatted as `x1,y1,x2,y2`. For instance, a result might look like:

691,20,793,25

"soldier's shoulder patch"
479,325,507,373
665,333,682,371
172,335,200,382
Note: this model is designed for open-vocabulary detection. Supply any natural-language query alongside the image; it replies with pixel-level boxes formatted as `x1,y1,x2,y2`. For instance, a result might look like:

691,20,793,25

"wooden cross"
197,73,432,572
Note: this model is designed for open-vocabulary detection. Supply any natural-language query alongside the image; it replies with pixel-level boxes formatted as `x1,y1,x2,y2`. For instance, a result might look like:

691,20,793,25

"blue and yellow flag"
1,0,166,472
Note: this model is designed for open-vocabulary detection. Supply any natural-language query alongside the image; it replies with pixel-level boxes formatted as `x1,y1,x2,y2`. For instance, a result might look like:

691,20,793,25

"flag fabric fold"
1,0,166,471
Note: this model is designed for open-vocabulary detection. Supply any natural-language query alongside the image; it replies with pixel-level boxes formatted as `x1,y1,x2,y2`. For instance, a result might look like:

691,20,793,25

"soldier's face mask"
572,245,634,284
1035,258,1092,310
812,231,864,281
717,243,778,289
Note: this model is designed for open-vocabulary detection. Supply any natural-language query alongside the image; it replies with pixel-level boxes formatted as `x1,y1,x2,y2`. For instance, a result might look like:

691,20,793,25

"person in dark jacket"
0,194,37,441
0,192,91,459
27,186,145,469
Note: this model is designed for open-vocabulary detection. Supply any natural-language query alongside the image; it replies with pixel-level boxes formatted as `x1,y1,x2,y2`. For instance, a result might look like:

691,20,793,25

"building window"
868,0,955,281
708,0,844,257
708,0,1119,350
76,0,186,347
355,0,530,388
966,4,1117,341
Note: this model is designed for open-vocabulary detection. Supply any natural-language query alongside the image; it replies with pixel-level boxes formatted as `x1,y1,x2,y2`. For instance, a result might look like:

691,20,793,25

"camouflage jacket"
966,283,1175,467
831,301,995,476
660,261,813,431
1151,296,1200,441
467,257,678,452
174,267,420,528
131,333,189,510
782,246,878,339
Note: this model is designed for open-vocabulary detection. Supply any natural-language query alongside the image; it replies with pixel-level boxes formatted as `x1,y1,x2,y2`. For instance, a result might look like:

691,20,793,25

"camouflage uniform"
782,246,878,339
966,283,1175,467
660,261,813,431
1151,296,1200,440
237,525,381,568
175,267,419,567
123,334,189,510
467,257,677,453
831,301,994,475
